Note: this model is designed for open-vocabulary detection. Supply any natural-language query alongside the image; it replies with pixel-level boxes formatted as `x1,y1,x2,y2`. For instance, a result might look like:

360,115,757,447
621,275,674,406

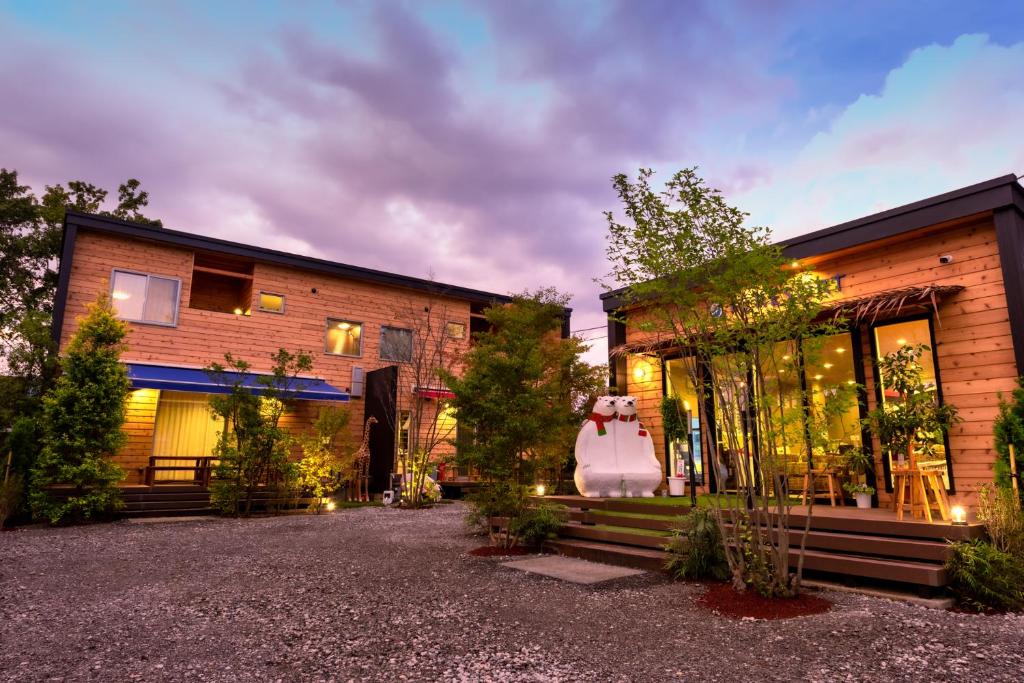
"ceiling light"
338,322,351,330
847,380,856,385
814,374,824,380
823,363,833,369
790,261,799,268
782,354,791,361
896,338,907,346
835,347,845,354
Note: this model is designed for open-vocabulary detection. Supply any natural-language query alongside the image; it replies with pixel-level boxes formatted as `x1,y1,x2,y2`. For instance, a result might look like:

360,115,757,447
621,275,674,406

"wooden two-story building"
603,174,1024,510
52,211,520,493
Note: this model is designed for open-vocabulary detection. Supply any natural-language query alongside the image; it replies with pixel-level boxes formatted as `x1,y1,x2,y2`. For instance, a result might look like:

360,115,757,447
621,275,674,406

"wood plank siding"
620,214,1018,508
59,230,476,483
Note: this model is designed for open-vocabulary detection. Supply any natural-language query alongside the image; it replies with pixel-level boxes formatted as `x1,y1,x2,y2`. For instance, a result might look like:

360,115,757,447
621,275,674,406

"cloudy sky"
3,1,1023,364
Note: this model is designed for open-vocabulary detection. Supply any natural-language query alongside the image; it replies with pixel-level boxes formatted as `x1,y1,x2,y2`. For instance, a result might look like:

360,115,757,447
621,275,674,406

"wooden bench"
144,456,215,486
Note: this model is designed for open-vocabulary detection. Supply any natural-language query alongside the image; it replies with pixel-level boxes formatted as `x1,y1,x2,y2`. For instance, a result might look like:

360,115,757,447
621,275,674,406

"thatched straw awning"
609,284,964,358
825,284,964,325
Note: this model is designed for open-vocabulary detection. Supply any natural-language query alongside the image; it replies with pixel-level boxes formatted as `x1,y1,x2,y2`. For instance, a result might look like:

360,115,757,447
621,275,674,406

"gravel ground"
1,503,1023,682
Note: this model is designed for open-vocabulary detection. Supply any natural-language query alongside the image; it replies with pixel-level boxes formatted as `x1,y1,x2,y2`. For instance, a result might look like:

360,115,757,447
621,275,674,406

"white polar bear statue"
573,396,663,498
573,396,620,497
612,396,662,497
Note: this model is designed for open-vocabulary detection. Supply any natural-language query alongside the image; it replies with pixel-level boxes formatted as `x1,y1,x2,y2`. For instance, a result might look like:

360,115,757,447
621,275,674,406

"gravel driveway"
2,503,1022,682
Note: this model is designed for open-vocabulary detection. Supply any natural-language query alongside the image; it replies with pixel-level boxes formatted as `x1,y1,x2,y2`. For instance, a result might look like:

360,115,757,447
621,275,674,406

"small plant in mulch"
697,583,832,620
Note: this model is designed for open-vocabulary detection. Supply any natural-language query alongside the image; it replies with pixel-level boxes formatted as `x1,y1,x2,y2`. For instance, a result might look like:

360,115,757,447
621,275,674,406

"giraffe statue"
352,416,377,502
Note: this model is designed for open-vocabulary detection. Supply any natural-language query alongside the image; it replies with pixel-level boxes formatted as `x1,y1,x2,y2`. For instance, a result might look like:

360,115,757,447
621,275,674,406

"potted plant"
660,396,689,498
863,343,959,475
842,447,874,508
843,481,876,509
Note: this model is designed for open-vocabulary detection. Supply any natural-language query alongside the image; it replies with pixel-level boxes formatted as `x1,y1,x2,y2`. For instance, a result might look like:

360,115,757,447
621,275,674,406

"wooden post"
1010,444,1020,496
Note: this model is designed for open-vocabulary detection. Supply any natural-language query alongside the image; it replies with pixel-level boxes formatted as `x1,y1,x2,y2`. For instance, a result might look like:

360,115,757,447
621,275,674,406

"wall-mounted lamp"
632,360,653,383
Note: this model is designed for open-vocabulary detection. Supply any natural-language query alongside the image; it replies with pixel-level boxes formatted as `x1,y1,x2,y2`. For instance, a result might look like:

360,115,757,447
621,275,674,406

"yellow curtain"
152,391,225,481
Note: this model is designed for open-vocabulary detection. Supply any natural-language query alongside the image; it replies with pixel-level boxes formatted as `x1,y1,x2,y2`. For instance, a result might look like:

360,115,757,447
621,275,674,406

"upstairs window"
111,270,180,326
188,253,254,315
258,292,285,314
326,319,362,356
446,321,466,340
380,326,413,362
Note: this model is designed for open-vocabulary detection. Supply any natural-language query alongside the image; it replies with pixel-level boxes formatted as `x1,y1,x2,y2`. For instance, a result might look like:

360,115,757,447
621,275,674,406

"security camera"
938,254,954,265
311,287,319,294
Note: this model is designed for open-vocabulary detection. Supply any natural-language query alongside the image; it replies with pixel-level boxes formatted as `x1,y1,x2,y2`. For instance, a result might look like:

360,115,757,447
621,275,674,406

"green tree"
297,405,355,513
29,295,130,523
206,349,314,516
1,168,160,482
442,289,604,545
993,378,1024,501
605,167,838,597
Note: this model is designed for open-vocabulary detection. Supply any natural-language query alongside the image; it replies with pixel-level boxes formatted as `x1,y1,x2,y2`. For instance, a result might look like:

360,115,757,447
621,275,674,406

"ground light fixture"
950,505,967,525
535,484,547,497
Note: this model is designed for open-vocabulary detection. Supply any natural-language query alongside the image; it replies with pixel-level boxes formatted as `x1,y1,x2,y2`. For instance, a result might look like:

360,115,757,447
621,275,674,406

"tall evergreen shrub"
30,295,129,523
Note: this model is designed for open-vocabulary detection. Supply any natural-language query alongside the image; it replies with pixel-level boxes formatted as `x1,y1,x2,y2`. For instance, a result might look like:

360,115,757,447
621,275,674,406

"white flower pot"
855,492,872,509
667,477,686,496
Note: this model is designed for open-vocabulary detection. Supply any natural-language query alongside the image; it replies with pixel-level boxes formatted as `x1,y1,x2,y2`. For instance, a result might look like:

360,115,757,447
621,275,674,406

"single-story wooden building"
602,173,1024,510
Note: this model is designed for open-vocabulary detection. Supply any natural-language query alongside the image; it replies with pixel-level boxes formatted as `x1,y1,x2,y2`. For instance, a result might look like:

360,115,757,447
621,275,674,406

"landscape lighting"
951,505,967,526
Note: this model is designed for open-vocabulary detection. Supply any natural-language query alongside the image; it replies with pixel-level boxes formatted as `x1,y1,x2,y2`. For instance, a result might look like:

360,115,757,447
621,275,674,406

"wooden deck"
534,496,986,589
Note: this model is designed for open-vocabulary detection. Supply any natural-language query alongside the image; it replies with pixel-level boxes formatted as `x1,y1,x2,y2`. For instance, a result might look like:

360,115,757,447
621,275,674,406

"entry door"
363,366,398,493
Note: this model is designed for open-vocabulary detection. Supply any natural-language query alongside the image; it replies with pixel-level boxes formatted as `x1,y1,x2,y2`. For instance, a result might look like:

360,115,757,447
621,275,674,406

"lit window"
446,322,466,339
258,292,285,314
111,270,180,325
380,326,413,362
325,319,362,356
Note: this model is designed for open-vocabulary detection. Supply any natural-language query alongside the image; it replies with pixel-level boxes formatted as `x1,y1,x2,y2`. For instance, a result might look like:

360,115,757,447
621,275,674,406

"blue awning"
126,363,349,401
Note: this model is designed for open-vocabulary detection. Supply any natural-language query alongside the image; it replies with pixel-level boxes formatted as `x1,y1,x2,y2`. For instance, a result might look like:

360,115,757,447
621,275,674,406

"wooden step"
722,524,951,563
543,495,689,517
121,507,216,518
568,510,683,532
797,548,947,587
776,510,984,542
559,522,670,549
545,538,667,572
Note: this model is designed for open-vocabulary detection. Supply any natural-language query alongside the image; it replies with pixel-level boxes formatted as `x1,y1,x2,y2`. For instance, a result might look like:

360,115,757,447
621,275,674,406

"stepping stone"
501,555,646,584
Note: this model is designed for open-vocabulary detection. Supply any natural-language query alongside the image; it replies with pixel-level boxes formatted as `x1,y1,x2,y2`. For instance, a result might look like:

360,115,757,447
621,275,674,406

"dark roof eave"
601,173,1024,313
64,210,515,306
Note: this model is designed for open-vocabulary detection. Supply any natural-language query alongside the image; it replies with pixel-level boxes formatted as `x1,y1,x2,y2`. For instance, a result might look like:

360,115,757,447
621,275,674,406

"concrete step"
545,538,667,572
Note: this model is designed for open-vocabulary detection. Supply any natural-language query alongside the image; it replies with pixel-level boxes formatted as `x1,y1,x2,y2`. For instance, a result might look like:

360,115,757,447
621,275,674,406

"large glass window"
803,332,862,467
326,319,362,356
755,340,806,478
873,318,949,488
380,326,413,362
664,358,704,484
711,353,756,491
111,270,180,325
151,391,225,481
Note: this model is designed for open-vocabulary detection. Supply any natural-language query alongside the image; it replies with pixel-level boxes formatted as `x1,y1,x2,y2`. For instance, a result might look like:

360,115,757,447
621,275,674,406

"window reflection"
664,358,703,484
873,319,948,489
803,333,861,467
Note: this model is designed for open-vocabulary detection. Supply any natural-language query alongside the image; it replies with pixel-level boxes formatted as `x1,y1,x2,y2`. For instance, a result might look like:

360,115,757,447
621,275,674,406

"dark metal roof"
63,210,515,306
601,173,1024,312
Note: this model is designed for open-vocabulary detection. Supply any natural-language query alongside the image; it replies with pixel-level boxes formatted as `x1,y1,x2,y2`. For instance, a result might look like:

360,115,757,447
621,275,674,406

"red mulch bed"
468,545,534,557
697,582,832,620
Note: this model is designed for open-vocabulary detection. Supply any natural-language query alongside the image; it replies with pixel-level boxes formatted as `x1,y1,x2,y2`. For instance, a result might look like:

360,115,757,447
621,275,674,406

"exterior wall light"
632,360,652,383
950,505,967,526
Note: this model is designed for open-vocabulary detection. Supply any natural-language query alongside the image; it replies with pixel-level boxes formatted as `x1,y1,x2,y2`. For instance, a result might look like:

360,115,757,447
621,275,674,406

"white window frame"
109,268,181,327
257,291,286,314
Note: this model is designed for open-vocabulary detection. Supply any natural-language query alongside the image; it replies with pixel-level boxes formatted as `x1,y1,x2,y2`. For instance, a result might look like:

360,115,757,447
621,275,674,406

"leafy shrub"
993,378,1024,502
946,539,1024,612
510,503,567,547
977,484,1024,558
664,507,729,581
1,474,23,528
